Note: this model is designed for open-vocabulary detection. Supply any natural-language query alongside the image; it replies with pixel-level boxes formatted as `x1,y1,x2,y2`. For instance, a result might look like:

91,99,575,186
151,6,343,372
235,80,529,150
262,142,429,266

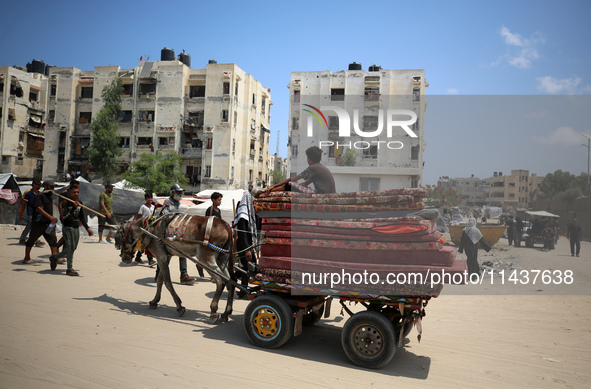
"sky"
2,0,590,185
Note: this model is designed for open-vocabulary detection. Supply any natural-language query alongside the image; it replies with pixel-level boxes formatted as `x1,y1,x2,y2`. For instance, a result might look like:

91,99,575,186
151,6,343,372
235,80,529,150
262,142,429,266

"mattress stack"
254,188,467,296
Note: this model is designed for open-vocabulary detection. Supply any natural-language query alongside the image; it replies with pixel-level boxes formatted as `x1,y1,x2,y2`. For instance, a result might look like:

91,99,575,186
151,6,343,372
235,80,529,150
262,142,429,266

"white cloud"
500,26,526,47
534,126,585,146
497,26,544,69
537,76,584,94
447,88,458,95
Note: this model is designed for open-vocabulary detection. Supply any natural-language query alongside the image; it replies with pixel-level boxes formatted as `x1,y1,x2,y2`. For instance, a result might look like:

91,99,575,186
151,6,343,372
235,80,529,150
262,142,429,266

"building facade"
485,170,543,209
2,55,272,192
0,65,48,180
438,175,488,206
287,64,427,193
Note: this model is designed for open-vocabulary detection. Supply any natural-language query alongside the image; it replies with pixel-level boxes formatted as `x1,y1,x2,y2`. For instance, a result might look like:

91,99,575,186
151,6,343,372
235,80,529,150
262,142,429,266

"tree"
122,151,188,195
270,169,286,185
87,78,123,183
423,184,464,208
539,170,588,199
337,149,357,166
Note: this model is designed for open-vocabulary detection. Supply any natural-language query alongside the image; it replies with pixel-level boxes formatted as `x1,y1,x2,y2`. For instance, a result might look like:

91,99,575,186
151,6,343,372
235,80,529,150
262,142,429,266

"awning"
28,133,45,139
79,77,94,82
526,211,560,218
30,85,41,91
30,115,42,123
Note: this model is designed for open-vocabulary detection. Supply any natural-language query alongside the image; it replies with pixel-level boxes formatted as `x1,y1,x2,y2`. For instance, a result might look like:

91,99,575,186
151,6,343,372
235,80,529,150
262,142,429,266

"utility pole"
583,133,591,195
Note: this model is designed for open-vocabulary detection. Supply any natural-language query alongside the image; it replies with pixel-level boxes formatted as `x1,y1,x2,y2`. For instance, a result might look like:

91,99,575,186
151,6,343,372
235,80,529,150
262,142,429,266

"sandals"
22,259,36,265
66,269,79,276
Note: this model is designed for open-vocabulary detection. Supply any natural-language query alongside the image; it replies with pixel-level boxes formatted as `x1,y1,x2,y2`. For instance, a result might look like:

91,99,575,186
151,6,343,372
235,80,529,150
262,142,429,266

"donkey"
115,213,236,323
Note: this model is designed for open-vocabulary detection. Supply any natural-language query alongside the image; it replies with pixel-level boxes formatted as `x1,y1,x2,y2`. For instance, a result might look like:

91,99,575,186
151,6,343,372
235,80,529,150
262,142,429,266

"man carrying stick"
50,185,93,275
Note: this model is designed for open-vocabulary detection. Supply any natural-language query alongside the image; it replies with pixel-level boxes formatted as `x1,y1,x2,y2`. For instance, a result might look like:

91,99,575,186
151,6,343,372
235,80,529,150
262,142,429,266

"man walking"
22,180,59,265
51,184,93,275
17,179,41,245
161,184,196,284
134,192,156,266
98,183,116,244
567,218,582,257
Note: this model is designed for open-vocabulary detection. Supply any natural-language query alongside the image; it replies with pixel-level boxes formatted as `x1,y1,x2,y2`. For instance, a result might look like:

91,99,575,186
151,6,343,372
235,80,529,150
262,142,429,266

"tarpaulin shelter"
0,173,21,224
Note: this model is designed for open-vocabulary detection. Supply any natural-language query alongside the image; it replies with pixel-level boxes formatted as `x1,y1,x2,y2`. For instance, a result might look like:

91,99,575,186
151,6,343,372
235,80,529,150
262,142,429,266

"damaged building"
2,50,272,191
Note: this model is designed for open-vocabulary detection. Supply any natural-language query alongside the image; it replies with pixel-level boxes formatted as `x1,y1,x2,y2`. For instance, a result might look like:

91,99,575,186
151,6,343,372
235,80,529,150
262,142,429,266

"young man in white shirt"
134,193,156,266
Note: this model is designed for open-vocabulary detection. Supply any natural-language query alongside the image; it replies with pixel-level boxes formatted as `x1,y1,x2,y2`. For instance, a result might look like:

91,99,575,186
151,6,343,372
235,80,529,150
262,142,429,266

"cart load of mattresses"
253,188,467,297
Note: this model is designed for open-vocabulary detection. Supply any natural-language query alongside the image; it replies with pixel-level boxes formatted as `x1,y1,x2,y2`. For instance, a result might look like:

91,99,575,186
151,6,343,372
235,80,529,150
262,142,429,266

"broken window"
158,137,174,146
363,115,379,130
292,117,299,130
80,87,93,99
79,112,92,124
223,82,230,95
362,146,378,159
364,87,379,101
10,84,23,97
8,108,16,120
139,83,156,95
186,166,201,185
138,110,154,122
221,110,228,122
190,85,205,98
116,111,133,122
29,91,38,102
413,88,420,102
26,133,44,157
294,90,300,103
137,137,152,146
328,116,339,130
119,137,130,148
411,145,419,160
122,84,133,96
331,88,345,101
50,84,56,96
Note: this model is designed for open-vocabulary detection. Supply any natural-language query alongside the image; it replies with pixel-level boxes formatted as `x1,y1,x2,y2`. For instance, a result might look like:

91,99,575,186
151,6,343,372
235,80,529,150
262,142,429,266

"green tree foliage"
270,169,286,185
122,152,188,195
337,149,357,166
423,184,464,208
539,170,589,199
87,79,123,183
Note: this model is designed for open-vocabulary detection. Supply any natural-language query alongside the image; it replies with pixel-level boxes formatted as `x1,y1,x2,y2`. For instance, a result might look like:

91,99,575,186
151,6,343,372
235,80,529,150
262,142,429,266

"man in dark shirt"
22,180,59,264
260,146,336,195
233,190,258,298
205,192,222,219
567,218,582,257
51,185,93,275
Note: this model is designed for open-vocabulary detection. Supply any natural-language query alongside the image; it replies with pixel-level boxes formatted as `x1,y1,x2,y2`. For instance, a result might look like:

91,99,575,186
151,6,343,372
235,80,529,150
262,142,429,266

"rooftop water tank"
348,62,362,71
161,47,175,61
208,59,217,64
31,59,45,74
178,53,191,67
369,64,382,72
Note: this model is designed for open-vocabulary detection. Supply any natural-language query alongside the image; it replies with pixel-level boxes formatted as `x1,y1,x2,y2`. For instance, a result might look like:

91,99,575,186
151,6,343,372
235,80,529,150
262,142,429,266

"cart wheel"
342,311,397,369
244,294,294,349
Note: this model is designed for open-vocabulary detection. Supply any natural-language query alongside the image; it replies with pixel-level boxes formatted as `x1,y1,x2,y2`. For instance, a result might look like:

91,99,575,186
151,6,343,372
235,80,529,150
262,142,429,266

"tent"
182,189,246,225
525,210,560,218
0,173,21,224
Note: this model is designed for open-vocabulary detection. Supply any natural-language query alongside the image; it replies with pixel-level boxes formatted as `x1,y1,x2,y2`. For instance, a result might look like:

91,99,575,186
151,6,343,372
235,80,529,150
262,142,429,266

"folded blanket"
265,237,442,251
261,245,456,266
257,208,440,220
254,201,425,213
264,229,444,243
258,256,467,285
257,188,428,199
262,220,438,237
255,194,416,205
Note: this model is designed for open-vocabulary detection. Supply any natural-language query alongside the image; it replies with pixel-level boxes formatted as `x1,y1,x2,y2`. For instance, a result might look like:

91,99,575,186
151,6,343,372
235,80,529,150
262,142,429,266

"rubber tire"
342,311,397,369
244,294,294,349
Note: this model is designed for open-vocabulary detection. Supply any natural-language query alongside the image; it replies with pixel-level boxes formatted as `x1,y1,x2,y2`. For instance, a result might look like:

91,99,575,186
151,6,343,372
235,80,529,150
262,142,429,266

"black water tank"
161,47,175,61
31,59,45,74
348,62,362,71
208,59,217,64
369,65,382,72
26,62,32,72
45,64,55,76
178,53,191,67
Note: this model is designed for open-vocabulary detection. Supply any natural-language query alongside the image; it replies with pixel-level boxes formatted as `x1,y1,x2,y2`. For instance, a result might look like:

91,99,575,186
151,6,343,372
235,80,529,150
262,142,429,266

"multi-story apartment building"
287,63,427,192
268,152,287,184
2,51,272,192
437,175,488,206
485,169,543,209
0,64,49,180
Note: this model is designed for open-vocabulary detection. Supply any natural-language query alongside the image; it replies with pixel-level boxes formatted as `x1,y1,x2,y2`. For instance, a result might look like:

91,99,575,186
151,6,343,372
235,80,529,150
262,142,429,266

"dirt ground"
0,224,589,388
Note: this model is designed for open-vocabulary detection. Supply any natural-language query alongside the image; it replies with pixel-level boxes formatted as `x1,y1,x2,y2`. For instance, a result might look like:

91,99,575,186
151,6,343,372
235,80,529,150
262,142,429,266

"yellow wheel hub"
252,307,280,338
